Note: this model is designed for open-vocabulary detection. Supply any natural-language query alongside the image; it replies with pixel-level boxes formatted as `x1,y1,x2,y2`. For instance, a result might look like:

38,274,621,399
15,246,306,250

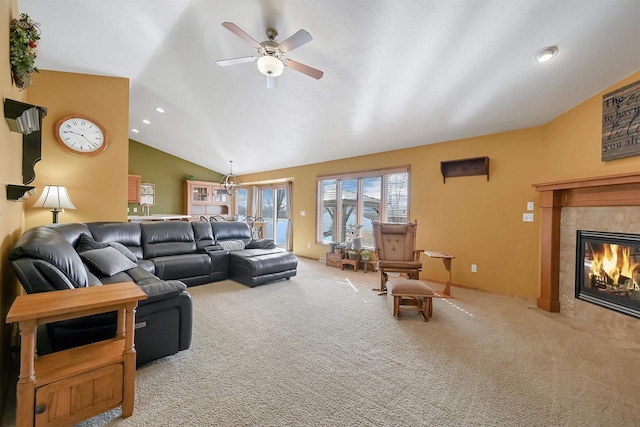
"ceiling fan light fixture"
257,55,284,77
535,46,558,63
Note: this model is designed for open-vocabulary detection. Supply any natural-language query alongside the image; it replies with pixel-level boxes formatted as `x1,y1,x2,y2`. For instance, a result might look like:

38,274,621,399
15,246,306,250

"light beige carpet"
12,258,640,426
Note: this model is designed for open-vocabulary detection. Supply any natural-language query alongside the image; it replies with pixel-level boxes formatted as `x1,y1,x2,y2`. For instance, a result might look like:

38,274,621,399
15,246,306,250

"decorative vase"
348,252,357,260
352,238,362,250
361,255,370,261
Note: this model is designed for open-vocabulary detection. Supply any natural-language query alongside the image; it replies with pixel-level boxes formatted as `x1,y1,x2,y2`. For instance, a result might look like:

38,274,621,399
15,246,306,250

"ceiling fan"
216,22,324,88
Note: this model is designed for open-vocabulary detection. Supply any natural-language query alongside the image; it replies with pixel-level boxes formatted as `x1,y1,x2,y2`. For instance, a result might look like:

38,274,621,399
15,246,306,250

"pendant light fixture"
221,160,238,195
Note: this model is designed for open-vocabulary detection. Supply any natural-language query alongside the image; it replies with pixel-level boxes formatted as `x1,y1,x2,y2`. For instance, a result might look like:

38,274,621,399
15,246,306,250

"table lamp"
33,185,76,223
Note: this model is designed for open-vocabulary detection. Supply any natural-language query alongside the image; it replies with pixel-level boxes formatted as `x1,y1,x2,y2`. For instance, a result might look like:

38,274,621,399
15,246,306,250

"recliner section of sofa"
9,223,193,365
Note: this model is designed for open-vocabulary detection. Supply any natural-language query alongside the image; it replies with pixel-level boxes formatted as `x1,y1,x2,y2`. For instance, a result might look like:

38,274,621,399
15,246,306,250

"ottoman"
229,248,298,287
386,278,434,321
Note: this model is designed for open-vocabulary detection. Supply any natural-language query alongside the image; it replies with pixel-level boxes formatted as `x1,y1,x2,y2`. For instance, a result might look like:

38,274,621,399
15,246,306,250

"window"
235,188,248,220
317,167,410,247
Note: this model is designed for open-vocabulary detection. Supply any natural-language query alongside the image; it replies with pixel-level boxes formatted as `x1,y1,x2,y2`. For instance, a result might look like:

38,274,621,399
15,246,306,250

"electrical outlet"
527,201,534,211
133,207,138,213
471,264,477,273
300,210,306,216
307,243,311,248
523,213,534,222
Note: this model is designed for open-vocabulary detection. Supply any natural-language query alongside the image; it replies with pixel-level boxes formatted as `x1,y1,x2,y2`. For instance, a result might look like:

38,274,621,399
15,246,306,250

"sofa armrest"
137,279,187,304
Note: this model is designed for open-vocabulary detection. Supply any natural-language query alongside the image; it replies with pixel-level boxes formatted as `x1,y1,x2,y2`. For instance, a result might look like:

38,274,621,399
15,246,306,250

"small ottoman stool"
386,279,434,321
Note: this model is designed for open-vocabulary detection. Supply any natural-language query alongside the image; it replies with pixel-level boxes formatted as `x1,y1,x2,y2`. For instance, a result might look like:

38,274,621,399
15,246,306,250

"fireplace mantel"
533,172,640,312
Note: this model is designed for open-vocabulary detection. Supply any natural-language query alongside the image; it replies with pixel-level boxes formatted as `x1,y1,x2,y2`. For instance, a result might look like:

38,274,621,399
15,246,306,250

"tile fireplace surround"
534,172,640,343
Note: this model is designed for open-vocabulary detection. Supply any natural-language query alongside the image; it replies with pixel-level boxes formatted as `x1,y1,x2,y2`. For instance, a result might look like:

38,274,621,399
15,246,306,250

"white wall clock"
54,114,109,156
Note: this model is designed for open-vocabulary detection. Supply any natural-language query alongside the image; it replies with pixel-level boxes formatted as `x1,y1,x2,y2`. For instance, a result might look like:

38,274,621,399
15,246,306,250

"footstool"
386,279,434,321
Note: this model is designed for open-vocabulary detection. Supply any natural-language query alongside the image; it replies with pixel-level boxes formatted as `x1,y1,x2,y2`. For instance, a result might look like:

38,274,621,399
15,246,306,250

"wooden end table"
341,253,360,272
424,251,455,296
6,282,147,427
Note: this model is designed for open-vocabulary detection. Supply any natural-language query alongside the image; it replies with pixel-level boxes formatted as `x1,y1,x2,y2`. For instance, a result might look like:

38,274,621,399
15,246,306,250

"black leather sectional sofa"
9,219,297,364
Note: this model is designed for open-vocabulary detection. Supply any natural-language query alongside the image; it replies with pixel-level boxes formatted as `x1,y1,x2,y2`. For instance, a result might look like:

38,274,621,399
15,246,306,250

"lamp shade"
257,55,284,77
33,185,76,209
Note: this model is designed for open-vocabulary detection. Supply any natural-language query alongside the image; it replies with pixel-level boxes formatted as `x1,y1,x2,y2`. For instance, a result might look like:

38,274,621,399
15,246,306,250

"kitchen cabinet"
185,180,230,218
127,174,141,203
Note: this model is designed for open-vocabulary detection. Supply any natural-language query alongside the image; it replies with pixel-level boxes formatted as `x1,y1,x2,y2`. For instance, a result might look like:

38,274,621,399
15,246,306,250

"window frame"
316,165,410,246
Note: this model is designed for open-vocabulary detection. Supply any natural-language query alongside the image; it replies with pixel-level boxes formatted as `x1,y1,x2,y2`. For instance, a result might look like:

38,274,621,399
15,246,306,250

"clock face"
54,115,109,155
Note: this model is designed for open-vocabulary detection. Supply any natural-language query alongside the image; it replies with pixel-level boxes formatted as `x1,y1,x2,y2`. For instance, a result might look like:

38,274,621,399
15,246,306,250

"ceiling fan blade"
216,56,258,67
267,76,278,89
278,29,312,53
284,59,324,80
221,22,261,49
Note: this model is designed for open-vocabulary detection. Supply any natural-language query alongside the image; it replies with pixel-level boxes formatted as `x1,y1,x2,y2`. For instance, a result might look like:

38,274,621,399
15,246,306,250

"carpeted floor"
8,258,640,426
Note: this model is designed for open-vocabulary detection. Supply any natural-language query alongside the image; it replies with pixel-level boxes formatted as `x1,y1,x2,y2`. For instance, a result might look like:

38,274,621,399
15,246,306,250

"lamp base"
51,208,60,224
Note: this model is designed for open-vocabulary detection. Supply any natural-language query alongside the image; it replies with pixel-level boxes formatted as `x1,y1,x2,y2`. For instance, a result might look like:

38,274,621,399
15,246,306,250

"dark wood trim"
532,171,640,192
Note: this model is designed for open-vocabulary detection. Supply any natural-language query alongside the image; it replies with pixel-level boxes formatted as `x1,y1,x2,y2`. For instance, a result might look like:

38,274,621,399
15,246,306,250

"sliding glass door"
260,186,288,246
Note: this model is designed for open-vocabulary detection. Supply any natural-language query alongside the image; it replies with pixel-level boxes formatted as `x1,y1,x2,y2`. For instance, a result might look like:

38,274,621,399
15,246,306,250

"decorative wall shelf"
6,184,36,201
440,156,490,183
4,98,47,185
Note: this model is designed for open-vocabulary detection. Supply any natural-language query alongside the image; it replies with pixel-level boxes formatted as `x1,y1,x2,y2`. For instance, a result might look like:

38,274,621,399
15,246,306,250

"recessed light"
142,119,150,124
155,107,165,113
535,46,558,63
131,128,140,133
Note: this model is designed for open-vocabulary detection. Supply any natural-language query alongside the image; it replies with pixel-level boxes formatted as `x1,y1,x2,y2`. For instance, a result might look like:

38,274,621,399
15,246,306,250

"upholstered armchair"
372,221,422,292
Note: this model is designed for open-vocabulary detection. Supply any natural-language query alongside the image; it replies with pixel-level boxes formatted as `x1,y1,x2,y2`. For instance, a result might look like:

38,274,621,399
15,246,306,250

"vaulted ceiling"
20,0,640,174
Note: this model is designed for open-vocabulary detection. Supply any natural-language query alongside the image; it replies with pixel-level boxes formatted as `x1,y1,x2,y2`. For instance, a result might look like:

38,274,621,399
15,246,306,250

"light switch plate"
527,202,534,211
300,210,306,216
523,213,534,222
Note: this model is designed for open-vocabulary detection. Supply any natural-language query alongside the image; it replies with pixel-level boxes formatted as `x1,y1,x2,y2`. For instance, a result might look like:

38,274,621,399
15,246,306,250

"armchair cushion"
377,261,422,270
79,247,138,277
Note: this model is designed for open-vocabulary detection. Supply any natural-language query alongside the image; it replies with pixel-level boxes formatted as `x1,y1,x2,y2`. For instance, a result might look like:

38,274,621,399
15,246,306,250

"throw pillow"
76,233,138,262
245,239,276,250
79,246,138,277
108,242,138,262
218,239,246,251
76,233,108,252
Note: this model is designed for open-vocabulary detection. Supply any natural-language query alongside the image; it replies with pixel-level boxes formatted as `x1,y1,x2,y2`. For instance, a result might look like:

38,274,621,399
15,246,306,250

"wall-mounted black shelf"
440,156,490,183
6,185,35,201
4,99,47,185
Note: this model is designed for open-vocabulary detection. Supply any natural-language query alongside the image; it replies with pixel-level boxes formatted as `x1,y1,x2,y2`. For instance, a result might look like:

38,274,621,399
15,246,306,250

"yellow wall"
1,0,29,416
241,127,544,298
541,70,640,180
24,70,130,227
241,69,640,300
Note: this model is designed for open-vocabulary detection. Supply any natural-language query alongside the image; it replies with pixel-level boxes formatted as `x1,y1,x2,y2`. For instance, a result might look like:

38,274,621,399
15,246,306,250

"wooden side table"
341,253,360,272
424,251,455,296
361,259,376,273
6,282,147,427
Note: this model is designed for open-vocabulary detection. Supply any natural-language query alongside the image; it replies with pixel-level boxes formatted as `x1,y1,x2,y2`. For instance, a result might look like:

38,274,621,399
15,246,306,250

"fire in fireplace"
576,230,640,319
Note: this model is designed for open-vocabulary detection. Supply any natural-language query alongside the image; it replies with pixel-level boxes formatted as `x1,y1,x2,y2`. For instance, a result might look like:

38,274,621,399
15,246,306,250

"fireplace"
576,230,640,319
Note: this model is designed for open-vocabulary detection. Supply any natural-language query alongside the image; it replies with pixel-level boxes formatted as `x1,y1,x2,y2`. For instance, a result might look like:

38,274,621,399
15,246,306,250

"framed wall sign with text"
602,80,640,161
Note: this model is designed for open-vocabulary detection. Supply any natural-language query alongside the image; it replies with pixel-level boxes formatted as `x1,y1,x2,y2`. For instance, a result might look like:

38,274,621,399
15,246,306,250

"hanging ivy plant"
9,13,41,90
